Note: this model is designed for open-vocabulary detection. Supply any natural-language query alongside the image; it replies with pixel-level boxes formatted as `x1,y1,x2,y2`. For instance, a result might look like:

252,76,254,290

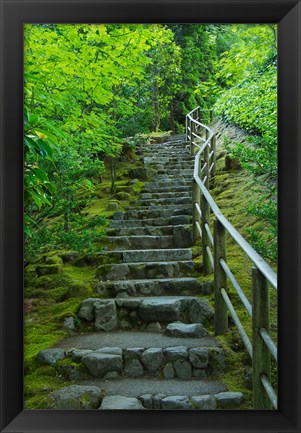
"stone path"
39,135,244,410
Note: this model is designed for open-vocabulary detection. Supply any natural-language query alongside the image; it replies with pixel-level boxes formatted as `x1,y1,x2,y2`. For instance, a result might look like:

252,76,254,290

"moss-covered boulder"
36,264,63,277
65,283,91,299
45,255,63,265
48,385,103,409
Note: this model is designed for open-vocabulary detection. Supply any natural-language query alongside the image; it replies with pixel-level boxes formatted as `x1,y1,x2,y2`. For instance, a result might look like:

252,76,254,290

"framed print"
0,0,300,432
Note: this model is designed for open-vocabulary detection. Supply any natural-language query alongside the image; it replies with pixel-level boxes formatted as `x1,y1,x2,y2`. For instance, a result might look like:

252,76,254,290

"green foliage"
24,107,57,234
169,24,217,127
25,215,106,261
210,25,277,260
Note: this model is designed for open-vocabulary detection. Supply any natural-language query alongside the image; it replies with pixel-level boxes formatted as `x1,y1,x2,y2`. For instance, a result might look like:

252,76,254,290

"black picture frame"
0,0,300,432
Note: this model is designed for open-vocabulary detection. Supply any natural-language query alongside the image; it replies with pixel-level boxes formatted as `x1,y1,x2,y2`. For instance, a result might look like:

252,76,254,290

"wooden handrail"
186,106,278,410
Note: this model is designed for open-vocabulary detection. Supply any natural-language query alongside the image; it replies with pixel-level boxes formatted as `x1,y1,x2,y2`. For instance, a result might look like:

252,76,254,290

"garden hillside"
24,24,277,410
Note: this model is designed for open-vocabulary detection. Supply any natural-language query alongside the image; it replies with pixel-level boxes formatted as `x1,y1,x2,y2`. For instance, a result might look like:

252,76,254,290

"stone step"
124,206,191,215
77,296,213,331
98,248,192,264
142,148,189,153
155,174,193,180
96,277,212,298
153,169,193,176
143,180,191,189
138,141,189,153
145,162,194,169
112,207,191,221
108,224,192,237
135,197,191,207
75,378,242,410
110,215,191,228
104,233,192,250
104,235,175,250
139,190,191,199
96,259,194,280
143,157,194,165
56,330,220,351
56,338,225,381
138,143,186,149
142,185,191,194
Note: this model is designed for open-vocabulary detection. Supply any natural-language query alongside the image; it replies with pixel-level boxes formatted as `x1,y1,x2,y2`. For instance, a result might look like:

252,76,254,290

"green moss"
36,264,63,277
216,334,252,409
24,365,70,409
44,255,63,265
65,283,92,299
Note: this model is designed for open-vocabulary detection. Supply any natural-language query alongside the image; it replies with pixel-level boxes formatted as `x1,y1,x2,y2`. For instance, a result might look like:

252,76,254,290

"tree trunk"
170,100,175,133
110,157,117,195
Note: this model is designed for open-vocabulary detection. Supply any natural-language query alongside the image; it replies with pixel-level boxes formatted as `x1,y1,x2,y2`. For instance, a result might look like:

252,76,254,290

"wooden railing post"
252,267,272,409
213,218,228,334
211,134,216,177
190,118,195,156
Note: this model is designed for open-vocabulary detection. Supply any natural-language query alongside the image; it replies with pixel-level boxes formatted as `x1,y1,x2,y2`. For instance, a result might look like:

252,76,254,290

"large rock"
215,391,244,408
123,347,145,360
163,362,175,379
173,226,193,248
78,298,100,321
173,359,192,379
164,322,207,338
161,396,192,410
138,299,181,322
96,263,129,280
63,316,76,333
189,348,209,369
82,352,122,378
139,394,153,409
100,395,145,410
124,359,144,377
94,347,122,356
68,348,93,362
37,348,65,365
141,348,164,372
163,346,188,362
36,264,62,276
188,298,213,324
94,300,118,331
191,395,216,410
49,385,102,409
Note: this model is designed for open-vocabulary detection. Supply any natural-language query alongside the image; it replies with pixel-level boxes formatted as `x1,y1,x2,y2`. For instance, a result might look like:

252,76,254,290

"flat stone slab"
215,391,244,408
37,348,65,365
138,298,182,322
121,248,192,263
100,395,145,410
110,215,191,228
96,277,203,297
96,260,194,280
82,352,122,378
161,395,192,409
164,322,208,338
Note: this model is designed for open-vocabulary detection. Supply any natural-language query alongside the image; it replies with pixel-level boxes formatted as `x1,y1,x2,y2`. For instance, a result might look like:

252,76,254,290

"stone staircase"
39,135,244,410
